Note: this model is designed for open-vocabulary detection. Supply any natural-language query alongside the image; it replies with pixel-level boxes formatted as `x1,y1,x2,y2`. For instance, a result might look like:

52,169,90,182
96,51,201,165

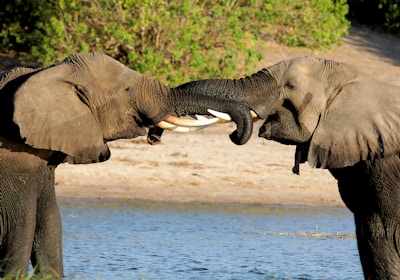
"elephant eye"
284,80,295,90
125,86,133,94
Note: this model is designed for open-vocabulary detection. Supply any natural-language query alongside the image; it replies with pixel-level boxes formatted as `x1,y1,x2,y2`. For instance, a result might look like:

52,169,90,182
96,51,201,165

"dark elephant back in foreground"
177,56,400,279
0,52,253,278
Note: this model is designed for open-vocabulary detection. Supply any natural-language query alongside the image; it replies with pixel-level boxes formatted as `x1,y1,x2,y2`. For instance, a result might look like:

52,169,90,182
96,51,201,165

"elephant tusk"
207,109,260,123
207,109,232,121
250,110,259,119
187,114,208,121
156,121,210,132
156,114,221,133
194,115,209,120
162,115,220,126
156,109,260,133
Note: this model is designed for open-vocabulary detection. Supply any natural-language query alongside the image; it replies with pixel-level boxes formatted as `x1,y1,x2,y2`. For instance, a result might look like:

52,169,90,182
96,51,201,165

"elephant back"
0,67,39,90
0,68,39,140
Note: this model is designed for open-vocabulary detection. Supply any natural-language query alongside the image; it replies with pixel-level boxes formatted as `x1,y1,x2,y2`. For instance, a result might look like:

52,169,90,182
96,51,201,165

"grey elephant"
0,52,253,278
175,56,400,279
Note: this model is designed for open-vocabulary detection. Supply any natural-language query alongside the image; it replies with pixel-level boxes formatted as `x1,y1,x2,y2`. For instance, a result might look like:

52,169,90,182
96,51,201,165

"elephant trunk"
145,69,280,145
175,69,279,119
165,89,254,145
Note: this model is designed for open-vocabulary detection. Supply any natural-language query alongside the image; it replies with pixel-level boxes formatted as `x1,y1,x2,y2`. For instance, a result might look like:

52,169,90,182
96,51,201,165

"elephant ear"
308,82,400,169
13,62,110,163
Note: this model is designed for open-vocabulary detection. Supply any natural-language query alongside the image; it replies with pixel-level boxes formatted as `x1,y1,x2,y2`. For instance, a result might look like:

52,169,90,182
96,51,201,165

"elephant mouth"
156,109,259,132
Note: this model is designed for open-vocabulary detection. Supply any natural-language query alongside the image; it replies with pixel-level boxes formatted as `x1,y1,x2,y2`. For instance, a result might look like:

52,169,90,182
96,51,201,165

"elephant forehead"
266,61,287,80
288,57,325,75
67,53,143,83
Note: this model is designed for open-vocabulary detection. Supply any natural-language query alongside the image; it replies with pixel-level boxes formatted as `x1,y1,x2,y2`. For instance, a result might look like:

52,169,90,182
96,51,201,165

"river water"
58,199,363,279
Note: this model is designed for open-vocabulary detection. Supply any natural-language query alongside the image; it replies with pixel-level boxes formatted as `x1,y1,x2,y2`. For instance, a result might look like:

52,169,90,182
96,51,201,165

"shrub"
347,0,400,35
379,0,400,34
267,0,350,48
0,1,350,84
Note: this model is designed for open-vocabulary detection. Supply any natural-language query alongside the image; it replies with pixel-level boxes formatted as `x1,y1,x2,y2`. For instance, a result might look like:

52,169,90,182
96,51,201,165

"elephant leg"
332,157,400,279
354,214,400,280
31,168,63,278
0,205,36,277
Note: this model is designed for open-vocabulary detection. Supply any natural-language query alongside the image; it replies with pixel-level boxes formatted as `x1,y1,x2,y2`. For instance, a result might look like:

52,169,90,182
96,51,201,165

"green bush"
267,0,350,48
0,0,350,84
347,0,400,35
379,0,400,34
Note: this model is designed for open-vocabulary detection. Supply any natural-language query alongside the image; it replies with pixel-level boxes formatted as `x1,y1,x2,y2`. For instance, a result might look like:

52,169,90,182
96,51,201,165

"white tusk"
207,109,232,121
156,121,210,132
155,109,260,133
190,114,210,121
163,115,220,126
195,115,209,120
156,121,178,129
208,109,260,122
207,109,231,124
170,125,209,132
250,110,259,119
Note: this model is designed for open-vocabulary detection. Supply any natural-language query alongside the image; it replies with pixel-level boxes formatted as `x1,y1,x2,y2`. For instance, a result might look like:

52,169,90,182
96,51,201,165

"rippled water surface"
59,200,363,279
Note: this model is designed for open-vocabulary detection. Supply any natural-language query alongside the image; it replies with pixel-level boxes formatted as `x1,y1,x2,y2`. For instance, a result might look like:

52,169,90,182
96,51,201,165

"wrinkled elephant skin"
177,56,400,279
0,52,253,278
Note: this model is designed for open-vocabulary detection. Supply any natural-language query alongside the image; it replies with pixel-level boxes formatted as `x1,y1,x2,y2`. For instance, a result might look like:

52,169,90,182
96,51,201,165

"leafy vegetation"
347,0,400,35
265,0,350,48
379,0,400,34
1,0,350,84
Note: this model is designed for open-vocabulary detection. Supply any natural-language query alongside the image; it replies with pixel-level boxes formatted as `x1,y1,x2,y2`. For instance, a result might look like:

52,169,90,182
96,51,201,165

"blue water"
59,200,363,279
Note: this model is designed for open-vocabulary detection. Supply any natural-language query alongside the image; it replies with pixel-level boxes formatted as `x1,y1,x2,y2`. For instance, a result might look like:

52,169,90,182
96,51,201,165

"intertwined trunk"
140,77,255,145
175,69,279,119
168,89,254,145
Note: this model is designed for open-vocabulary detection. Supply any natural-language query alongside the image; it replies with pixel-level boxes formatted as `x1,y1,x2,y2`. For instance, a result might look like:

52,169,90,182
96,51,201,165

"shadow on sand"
345,25,400,66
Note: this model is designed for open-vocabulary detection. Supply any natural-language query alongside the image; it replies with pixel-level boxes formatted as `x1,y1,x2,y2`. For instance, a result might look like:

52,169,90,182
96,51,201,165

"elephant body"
177,56,400,279
0,52,253,278
0,140,63,276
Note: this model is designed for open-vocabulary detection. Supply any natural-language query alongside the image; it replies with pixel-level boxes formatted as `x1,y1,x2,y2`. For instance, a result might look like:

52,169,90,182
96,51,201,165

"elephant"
0,52,254,278
174,56,400,279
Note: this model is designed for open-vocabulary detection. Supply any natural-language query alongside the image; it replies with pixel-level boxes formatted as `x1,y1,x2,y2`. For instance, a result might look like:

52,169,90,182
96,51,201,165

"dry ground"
22,25,400,207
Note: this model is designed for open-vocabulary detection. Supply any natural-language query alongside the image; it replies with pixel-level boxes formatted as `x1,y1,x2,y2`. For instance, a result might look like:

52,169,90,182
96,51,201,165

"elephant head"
177,56,400,279
257,57,400,170
0,52,256,279
177,56,400,169
0,53,253,164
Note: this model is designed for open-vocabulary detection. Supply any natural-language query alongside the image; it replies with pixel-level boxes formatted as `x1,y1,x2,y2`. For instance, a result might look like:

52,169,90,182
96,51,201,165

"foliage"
0,1,350,84
347,0,400,35
266,0,350,48
379,0,400,34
